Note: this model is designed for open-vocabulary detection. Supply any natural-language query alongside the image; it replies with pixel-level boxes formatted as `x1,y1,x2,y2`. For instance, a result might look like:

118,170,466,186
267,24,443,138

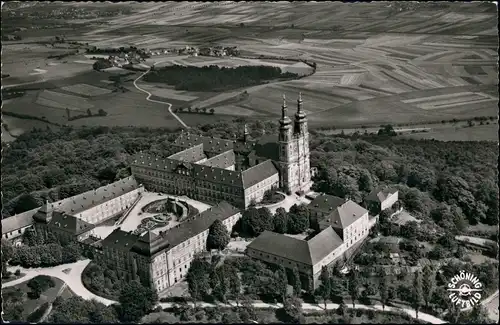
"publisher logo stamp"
447,270,483,309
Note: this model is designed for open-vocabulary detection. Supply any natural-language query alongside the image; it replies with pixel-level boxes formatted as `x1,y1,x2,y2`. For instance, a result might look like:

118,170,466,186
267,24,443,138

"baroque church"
131,93,312,208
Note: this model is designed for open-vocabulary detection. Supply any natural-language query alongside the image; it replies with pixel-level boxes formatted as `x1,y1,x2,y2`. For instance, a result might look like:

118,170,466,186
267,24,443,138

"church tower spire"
243,123,249,142
294,92,307,135
280,94,292,126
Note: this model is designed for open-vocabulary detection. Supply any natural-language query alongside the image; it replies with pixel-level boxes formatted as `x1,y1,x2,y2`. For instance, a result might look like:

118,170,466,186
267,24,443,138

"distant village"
91,45,241,68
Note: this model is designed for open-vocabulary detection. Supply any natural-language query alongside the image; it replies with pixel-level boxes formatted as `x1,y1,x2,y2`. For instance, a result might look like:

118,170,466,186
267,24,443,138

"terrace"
91,191,211,239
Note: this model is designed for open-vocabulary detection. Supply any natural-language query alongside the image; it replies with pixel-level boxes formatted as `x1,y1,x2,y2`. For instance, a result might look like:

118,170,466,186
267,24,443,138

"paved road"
5,260,447,323
133,68,189,129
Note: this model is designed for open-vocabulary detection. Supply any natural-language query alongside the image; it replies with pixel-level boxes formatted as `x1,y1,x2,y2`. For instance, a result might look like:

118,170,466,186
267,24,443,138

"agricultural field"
1,1,497,137
402,123,498,142
60,83,113,97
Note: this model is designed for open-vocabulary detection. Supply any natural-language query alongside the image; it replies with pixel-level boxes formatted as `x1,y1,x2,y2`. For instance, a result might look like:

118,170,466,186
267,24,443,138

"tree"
240,207,274,236
186,257,211,307
221,311,240,324
412,271,424,319
378,124,396,136
229,268,241,306
87,109,92,116
1,238,14,264
468,304,492,324
378,272,389,310
98,109,108,116
273,207,288,233
291,266,302,296
27,275,55,299
422,265,435,309
118,281,158,322
283,296,304,324
212,266,230,303
399,221,419,239
210,108,215,114
348,270,359,308
316,266,331,311
206,219,230,251
276,265,289,302
287,204,310,234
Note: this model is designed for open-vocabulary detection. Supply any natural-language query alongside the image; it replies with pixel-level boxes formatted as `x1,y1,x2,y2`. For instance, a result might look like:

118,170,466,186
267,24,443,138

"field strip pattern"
61,84,112,97
36,90,93,111
402,92,496,110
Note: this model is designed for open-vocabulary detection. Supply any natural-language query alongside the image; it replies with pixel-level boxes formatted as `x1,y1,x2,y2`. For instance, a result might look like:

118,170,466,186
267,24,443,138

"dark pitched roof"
1,208,38,234
173,133,234,155
247,226,345,266
308,194,345,214
365,186,398,203
320,200,368,229
2,177,139,234
253,134,280,161
133,152,244,187
53,176,140,216
168,144,207,163
241,160,279,189
201,150,235,169
162,201,240,249
47,212,95,235
128,201,240,257
308,227,344,265
193,165,243,187
247,231,312,265
101,228,140,251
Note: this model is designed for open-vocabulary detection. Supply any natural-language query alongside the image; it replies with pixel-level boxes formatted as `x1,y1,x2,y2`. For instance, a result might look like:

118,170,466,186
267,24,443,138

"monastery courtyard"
91,192,211,239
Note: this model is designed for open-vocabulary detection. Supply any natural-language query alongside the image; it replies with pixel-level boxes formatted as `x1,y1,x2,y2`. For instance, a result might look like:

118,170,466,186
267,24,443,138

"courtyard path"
133,67,189,129
5,259,115,306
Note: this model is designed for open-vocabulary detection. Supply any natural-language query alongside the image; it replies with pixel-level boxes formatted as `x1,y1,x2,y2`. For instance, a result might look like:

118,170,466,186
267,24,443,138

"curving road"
5,260,448,324
133,68,189,129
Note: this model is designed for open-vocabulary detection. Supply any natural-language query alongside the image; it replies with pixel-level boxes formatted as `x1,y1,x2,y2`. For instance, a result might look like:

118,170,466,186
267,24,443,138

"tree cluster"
142,64,299,92
49,296,120,323
237,204,310,238
92,58,113,71
2,126,179,217
81,262,131,299
9,231,81,268
311,135,498,226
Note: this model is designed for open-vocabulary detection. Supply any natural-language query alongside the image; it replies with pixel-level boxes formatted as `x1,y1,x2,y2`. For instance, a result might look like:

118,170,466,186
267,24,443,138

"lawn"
2,276,66,321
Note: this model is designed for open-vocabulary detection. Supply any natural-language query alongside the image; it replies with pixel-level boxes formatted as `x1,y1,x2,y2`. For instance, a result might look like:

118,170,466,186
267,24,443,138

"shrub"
14,269,21,276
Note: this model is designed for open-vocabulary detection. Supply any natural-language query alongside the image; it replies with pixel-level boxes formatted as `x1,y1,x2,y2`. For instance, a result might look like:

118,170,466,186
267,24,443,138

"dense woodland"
142,65,299,91
2,121,497,231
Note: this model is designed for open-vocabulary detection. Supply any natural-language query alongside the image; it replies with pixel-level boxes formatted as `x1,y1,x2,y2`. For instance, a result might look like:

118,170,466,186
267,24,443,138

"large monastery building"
131,93,313,208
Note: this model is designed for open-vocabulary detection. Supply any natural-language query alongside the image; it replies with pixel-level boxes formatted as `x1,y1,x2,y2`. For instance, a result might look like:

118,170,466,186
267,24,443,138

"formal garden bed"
133,214,173,235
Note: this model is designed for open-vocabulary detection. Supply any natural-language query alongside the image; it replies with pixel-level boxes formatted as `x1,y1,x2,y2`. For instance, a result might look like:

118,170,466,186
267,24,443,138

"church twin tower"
278,93,312,194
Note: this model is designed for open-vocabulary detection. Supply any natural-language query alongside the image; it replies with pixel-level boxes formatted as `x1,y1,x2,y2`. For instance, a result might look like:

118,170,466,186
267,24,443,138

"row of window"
141,174,243,195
